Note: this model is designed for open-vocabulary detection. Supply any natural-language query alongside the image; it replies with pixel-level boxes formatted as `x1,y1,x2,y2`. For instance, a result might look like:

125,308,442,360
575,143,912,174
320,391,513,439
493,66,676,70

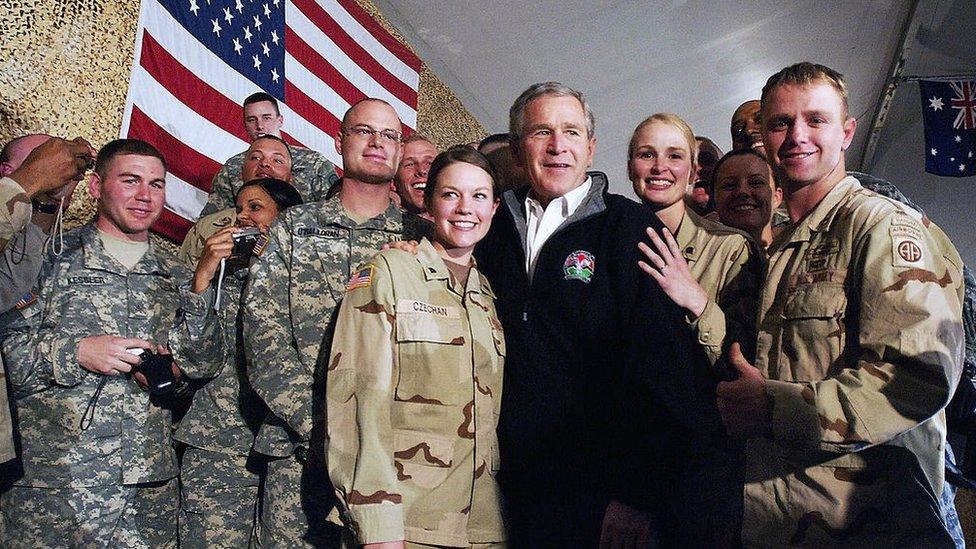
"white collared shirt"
524,176,592,280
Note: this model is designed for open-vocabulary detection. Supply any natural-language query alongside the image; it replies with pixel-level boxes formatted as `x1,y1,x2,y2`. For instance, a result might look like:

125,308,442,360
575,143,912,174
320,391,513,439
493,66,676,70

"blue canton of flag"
919,80,976,178
160,0,285,100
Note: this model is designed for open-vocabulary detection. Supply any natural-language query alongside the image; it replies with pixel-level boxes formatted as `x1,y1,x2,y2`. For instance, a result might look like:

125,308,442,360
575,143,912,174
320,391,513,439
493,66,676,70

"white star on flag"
970,152,974,158
960,164,966,172
232,37,242,54
263,3,271,17
956,135,963,143
253,15,262,31
273,0,280,6
951,157,956,161
243,26,252,42
262,42,270,57
271,67,279,82
235,0,243,13
211,18,221,36
223,7,233,24
253,55,261,70
931,148,938,156
270,30,279,45
928,96,944,111
189,0,199,15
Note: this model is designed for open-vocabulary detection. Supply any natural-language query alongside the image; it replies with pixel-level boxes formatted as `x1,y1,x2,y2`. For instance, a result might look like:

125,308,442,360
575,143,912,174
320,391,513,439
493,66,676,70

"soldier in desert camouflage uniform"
0,139,224,548
243,98,430,547
327,146,506,548
198,92,338,218
180,135,297,266
175,178,304,548
716,63,964,547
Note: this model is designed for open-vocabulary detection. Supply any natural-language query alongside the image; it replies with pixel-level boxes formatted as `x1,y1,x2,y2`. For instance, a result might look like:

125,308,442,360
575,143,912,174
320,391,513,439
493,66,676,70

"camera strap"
213,257,228,311
43,196,66,257
80,376,108,431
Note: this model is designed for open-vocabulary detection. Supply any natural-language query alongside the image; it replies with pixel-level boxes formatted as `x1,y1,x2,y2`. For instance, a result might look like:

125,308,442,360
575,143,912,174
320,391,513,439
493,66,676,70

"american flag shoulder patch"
15,291,36,310
346,265,374,291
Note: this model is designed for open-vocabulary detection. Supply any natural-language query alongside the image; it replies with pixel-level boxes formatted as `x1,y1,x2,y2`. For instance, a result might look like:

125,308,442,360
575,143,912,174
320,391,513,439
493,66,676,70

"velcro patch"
14,291,35,310
891,225,925,268
66,275,107,286
346,265,374,290
252,233,270,257
398,299,460,319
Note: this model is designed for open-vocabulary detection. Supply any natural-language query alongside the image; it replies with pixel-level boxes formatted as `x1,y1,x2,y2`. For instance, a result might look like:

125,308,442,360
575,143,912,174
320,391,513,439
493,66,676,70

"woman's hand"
637,226,709,318
192,226,238,293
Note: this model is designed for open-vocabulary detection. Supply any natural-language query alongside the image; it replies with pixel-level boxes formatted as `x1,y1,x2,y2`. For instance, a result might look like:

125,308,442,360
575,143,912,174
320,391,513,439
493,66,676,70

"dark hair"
478,133,510,152
249,134,293,164
710,148,774,190
423,145,499,206
236,177,303,211
244,92,280,115
95,139,166,178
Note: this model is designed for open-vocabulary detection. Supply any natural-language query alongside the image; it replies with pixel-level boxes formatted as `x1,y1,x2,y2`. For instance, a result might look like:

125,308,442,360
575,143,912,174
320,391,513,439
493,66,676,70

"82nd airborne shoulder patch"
563,250,595,283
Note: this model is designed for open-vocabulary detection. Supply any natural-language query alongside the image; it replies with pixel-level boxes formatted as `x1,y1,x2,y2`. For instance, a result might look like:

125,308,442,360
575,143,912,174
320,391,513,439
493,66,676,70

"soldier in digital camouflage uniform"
243,98,431,547
716,63,964,547
0,135,92,466
175,178,304,548
198,92,338,218
327,146,505,548
0,139,224,548
180,134,298,266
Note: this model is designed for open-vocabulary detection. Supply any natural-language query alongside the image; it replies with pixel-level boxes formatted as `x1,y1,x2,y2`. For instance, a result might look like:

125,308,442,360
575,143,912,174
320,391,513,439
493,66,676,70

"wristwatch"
31,199,59,215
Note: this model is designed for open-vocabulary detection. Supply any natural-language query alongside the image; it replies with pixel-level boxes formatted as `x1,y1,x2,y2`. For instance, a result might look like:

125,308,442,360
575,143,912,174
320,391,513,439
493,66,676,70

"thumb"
727,342,756,377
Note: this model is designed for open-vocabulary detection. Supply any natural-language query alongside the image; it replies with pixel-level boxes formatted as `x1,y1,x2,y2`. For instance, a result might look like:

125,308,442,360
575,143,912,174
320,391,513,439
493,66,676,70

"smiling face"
89,154,166,241
394,138,438,214
242,137,292,182
513,95,595,205
236,184,280,228
428,161,498,262
731,100,764,154
761,82,855,193
628,120,696,213
713,153,779,236
336,99,403,185
243,100,284,140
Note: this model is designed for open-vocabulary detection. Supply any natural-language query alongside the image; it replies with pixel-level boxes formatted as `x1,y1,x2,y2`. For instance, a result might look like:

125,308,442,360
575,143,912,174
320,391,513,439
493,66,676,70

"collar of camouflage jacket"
80,223,169,277
320,184,405,233
416,237,495,299
788,175,861,244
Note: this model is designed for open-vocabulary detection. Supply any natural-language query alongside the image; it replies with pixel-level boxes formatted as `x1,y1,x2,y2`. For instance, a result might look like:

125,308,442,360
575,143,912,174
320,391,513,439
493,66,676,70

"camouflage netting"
0,0,485,235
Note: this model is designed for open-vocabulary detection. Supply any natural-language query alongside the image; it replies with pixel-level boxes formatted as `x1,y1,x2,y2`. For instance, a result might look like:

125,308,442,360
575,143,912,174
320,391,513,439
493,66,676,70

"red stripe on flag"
140,32,251,143
290,0,417,107
128,106,223,192
285,26,367,107
285,82,343,138
153,209,194,243
335,0,421,72
280,131,308,149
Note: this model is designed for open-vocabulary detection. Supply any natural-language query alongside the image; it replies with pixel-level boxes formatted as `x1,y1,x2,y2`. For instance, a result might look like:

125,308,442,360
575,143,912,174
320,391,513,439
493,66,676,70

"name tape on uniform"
398,299,460,319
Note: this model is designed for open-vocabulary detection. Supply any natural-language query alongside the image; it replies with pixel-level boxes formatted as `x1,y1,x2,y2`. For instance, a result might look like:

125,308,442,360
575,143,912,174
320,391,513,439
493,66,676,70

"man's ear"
87,171,102,201
841,116,857,151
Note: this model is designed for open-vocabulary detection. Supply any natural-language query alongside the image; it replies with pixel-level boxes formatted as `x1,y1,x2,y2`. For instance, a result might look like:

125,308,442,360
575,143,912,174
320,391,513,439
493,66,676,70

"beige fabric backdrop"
0,0,485,229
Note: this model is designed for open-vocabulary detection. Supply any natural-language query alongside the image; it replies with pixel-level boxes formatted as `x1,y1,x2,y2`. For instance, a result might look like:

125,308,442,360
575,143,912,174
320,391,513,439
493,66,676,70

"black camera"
128,348,176,395
222,227,268,276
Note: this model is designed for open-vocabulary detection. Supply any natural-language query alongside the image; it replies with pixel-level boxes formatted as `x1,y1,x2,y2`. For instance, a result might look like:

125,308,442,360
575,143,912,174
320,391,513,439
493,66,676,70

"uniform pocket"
782,282,847,378
395,312,465,405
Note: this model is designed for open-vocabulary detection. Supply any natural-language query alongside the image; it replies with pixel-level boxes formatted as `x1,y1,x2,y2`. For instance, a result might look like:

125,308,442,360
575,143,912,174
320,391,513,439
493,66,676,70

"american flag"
919,80,975,178
120,0,421,241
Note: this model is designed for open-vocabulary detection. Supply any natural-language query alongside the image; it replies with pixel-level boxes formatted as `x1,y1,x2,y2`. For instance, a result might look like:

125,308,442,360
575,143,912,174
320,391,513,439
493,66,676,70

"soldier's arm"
168,281,224,379
199,164,237,218
327,256,404,544
0,222,47,311
242,217,315,440
0,177,33,253
694,238,763,374
766,213,963,452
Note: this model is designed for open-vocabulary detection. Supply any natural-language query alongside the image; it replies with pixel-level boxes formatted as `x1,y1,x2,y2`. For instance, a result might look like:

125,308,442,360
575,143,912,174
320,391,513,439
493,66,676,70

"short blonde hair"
628,113,697,165
760,62,849,117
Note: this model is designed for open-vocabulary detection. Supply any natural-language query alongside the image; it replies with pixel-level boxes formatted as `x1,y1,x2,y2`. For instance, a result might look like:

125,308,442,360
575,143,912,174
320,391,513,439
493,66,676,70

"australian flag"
919,80,976,177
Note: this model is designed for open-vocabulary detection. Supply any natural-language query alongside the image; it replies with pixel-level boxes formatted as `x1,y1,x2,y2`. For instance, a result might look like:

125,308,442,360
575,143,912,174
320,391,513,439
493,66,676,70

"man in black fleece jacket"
475,82,737,548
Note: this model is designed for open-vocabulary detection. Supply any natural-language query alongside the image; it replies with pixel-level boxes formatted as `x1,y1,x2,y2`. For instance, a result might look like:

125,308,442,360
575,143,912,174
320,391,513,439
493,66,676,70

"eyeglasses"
342,125,402,143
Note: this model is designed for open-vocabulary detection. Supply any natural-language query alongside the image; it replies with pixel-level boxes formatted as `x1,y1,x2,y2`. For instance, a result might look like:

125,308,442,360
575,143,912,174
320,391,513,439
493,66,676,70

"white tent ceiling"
375,0,976,264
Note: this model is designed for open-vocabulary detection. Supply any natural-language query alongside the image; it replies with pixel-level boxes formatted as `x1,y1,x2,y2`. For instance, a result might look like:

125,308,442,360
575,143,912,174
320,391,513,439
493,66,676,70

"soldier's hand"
363,542,405,549
132,345,180,390
9,137,94,198
600,499,653,549
381,240,419,254
716,342,771,439
192,227,237,293
637,227,708,318
77,335,153,376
